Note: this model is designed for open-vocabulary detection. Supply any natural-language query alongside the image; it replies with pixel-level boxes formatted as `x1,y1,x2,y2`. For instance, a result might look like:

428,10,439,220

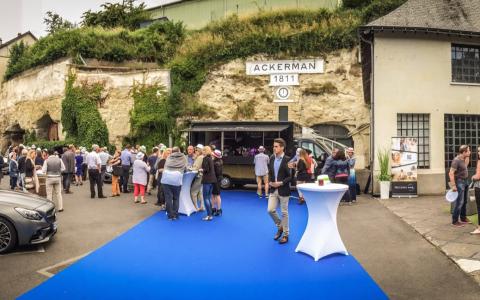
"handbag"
112,165,123,176
25,177,34,189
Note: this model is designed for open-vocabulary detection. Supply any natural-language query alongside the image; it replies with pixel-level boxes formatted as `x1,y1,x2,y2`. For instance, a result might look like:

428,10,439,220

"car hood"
0,190,52,210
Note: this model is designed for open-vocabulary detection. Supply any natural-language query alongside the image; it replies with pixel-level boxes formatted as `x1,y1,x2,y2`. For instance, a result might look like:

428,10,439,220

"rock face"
196,48,370,168
0,59,170,150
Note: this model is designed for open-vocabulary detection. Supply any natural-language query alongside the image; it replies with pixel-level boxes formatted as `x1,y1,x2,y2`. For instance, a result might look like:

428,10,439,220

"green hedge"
4,21,185,81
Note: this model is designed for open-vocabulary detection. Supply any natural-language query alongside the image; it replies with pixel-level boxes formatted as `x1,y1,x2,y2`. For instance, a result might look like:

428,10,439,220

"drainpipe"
359,31,375,195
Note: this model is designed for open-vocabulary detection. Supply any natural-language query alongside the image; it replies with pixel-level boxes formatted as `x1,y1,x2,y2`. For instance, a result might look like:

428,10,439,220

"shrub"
126,82,172,148
4,22,185,81
303,82,338,96
61,74,110,147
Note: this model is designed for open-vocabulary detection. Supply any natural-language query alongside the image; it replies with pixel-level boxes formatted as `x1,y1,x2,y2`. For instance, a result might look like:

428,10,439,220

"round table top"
297,183,348,192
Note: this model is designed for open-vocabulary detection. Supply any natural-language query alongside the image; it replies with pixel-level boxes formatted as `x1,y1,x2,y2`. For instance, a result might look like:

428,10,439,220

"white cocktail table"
178,171,198,216
295,183,349,261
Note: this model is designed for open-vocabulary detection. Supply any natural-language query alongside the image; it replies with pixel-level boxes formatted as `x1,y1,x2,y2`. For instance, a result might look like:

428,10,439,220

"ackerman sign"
246,59,324,75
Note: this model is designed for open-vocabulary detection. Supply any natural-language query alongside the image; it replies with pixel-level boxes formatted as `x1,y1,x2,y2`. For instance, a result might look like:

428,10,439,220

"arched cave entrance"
312,124,354,147
3,123,25,148
36,114,59,141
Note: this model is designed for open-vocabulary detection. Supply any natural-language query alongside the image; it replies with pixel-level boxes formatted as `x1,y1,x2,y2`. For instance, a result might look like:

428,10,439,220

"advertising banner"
391,137,418,197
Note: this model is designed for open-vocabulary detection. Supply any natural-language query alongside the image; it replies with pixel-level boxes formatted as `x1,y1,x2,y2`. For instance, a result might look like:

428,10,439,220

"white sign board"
269,74,299,86
246,59,324,75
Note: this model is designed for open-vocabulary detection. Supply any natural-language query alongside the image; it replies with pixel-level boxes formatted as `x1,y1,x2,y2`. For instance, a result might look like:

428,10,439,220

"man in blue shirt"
120,144,133,193
267,138,292,244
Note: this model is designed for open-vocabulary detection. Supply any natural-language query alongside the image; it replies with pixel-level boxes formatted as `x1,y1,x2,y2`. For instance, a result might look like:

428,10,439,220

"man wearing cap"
87,144,105,199
190,144,205,211
120,144,133,193
254,146,270,198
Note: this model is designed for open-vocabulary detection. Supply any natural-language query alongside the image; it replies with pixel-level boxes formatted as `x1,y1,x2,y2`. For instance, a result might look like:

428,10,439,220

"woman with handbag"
110,150,122,197
25,150,39,194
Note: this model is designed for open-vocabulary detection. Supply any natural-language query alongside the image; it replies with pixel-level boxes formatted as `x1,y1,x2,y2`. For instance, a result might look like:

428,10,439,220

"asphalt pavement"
1,181,479,299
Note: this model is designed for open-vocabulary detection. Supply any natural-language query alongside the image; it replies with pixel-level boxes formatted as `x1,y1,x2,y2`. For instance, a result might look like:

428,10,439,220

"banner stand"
391,137,418,198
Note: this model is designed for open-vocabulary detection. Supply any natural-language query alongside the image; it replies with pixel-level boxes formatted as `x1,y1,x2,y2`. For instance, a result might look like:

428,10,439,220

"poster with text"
391,137,418,197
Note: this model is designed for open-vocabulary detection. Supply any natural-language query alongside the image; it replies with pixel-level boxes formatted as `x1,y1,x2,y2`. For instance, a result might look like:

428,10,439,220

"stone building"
195,48,371,169
0,31,37,83
0,59,170,150
360,0,480,195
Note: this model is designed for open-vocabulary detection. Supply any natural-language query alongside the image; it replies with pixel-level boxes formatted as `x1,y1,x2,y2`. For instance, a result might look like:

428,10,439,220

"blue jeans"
453,179,468,223
202,183,214,217
163,184,181,219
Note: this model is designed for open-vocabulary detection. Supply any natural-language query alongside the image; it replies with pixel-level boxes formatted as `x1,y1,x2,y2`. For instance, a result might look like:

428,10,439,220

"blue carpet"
19,191,387,300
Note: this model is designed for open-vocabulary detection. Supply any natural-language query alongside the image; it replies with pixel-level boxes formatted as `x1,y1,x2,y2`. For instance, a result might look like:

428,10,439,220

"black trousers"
88,169,104,198
121,166,130,192
475,188,480,226
163,184,180,219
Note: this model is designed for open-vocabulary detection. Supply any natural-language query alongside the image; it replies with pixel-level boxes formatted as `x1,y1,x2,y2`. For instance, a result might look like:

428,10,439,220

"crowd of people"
254,144,357,205
0,142,226,222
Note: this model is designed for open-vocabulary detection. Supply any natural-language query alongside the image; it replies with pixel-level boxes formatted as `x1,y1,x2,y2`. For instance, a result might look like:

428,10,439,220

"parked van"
186,121,347,189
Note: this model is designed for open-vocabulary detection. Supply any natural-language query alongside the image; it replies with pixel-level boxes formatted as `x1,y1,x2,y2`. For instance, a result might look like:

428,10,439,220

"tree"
44,11,74,34
81,0,150,30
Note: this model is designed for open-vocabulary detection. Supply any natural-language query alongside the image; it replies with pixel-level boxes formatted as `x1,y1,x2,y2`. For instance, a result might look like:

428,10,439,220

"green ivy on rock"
61,73,109,147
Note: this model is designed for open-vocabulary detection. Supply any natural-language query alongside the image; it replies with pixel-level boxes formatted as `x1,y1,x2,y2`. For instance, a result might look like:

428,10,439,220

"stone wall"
0,59,170,150
196,48,371,169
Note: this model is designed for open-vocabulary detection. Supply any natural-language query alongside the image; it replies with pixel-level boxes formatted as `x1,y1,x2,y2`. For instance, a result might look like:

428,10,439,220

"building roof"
146,0,184,11
364,0,480,35
0,31,37,51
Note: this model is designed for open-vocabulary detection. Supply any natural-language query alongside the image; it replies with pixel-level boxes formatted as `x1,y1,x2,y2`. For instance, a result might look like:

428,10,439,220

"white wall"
373,34,480,194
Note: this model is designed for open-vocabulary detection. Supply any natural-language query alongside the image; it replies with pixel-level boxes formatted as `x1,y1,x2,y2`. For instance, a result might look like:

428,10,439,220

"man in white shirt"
87,144,105,199
98,147,111,186
254,146,270,198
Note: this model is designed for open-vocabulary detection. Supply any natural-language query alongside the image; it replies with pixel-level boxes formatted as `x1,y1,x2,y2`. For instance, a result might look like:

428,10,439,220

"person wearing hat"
132,151,151,204
190,144,205,211
254,146,270,198
212,149,223,216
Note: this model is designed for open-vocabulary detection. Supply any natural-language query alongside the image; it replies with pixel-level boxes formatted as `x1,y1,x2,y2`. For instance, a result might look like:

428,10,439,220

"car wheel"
220,176,232,189
0,217,17,254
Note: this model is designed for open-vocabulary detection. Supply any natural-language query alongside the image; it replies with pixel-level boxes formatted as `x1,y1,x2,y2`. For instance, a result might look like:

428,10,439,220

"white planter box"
380,181,390,199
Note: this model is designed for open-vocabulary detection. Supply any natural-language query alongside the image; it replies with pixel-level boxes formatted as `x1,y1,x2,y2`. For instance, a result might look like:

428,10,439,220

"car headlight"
15,207,43,220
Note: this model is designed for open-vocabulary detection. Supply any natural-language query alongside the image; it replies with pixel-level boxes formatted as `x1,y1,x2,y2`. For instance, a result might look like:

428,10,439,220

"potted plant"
377,149,391,199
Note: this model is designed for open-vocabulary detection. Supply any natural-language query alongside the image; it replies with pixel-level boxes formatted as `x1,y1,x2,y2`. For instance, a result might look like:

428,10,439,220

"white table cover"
295,183,349,261
178,171,198,216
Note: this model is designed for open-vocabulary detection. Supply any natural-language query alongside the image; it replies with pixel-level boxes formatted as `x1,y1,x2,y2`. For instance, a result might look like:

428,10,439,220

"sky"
0,0,180,42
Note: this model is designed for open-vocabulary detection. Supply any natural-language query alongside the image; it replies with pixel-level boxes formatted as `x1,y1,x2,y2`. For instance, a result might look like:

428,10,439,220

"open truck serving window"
186,121,344,189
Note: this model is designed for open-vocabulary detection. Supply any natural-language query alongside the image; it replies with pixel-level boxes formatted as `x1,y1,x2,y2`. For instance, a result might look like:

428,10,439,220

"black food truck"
186,121,347,189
